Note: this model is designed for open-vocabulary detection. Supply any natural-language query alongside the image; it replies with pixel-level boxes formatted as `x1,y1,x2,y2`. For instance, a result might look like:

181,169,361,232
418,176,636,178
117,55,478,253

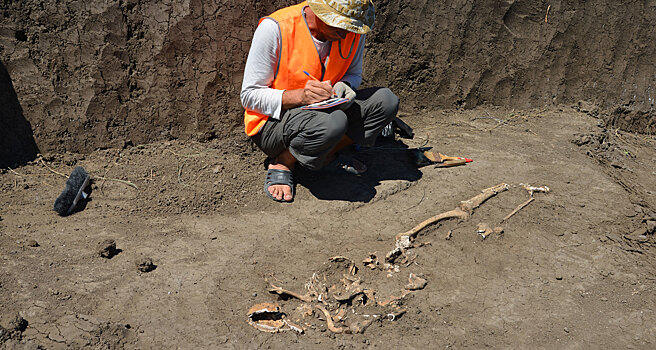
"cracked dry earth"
1,106,656,349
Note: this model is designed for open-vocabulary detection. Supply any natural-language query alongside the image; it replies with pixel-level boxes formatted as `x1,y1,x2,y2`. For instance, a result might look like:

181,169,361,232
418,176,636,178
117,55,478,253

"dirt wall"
0,61,39,168
1,0,654,157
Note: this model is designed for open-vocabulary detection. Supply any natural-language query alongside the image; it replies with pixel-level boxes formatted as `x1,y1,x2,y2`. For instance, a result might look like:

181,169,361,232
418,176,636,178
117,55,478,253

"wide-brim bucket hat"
307,0,376,34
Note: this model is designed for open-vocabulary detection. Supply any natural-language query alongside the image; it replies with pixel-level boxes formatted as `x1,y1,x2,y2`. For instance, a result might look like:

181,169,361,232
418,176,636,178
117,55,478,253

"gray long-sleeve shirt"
240,15,365,120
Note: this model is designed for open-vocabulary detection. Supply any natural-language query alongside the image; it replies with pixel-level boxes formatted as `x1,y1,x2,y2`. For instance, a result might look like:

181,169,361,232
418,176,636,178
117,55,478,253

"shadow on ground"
0,61,39,168
295,138,422,202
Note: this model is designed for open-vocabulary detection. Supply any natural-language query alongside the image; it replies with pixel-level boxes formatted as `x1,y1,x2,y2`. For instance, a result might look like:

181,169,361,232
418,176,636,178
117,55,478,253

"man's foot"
265,162,295,202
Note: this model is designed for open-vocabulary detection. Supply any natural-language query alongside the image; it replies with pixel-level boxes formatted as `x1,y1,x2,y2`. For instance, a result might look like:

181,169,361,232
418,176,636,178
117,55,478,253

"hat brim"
307,1,374,35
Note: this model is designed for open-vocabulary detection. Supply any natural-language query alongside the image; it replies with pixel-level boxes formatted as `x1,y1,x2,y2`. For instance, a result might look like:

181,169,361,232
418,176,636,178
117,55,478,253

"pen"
303,71,336,97
303,70,320,81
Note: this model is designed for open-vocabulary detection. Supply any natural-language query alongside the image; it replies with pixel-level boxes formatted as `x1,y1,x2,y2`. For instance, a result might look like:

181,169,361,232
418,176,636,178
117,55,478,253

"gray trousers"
252,87,399,170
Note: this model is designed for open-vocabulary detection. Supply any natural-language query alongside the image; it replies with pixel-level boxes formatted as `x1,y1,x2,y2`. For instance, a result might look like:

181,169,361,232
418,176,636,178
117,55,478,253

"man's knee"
366,87,399,121
312,110,348,144
318,110,349,142
378,88,399,118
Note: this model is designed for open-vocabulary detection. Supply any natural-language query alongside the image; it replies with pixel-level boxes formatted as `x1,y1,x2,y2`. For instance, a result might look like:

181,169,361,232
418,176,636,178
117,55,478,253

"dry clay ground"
1,106,656,349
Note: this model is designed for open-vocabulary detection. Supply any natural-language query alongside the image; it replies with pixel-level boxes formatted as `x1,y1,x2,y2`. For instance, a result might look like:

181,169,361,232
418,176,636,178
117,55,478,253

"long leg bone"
387,184,509,262
395,183,510,241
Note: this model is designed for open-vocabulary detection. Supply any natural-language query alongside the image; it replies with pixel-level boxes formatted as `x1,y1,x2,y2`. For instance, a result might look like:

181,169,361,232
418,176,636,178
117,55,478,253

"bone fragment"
405,273,428,291
329,256,352,263
268,282,313,303
477,223,492,238
284,320,305,334
349,318,374,334
477,223,504,239
247,302,280,317
247,303,285,333
328,256,358,275
362,253,379,269
385,235,413,262
297,304,314,318
363,289,376,301
333,283,364,302
316,305,344,334
378,290,410,307
502,197,535,222
382,263,400,276
520,183,550,196
333,308,347,322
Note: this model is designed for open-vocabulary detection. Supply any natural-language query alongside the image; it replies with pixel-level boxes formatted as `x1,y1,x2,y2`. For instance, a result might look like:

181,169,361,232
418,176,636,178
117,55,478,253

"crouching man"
241,0,399,202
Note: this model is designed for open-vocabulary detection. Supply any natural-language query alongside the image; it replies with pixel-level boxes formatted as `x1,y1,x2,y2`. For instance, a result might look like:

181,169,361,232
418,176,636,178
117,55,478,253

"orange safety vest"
243,2,361,136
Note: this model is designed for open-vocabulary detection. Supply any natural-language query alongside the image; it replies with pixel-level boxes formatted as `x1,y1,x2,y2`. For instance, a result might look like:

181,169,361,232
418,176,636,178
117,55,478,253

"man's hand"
282,80,333,110
333,81,356,110
303,79,334,105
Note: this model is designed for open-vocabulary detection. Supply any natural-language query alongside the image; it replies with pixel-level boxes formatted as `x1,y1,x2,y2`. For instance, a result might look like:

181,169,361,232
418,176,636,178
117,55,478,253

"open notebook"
301,97,349,110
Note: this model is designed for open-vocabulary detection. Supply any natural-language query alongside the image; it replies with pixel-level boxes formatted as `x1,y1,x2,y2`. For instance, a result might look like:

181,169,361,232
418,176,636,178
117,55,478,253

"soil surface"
2,106,655,349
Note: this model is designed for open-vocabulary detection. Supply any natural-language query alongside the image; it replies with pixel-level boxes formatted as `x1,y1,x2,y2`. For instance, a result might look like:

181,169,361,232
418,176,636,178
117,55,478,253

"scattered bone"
362,253,379,269
332,281,364,302
520,183,550,196
250,183,550,336
404,248,419,265
333,308,347,322
348,318,374,334
477,223,504,239
383,263,401,277
329,256,358,275
329,256,348,261
297,304,314,318
363,289,376,302
247,303,305,334
446,230,453,240
268,282,313,303
315,305,344,334
284,320,305,334
477,223,492,238
502,184,550,222
247,303,285,333
385,235,413,263
388,183,510,262
502,197,535,222
405,273,428,291
378,291,410,307
247,302,280,318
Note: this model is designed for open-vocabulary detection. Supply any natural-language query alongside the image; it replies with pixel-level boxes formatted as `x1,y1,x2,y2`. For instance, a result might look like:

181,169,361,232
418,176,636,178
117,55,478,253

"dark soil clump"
98,239,119,259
